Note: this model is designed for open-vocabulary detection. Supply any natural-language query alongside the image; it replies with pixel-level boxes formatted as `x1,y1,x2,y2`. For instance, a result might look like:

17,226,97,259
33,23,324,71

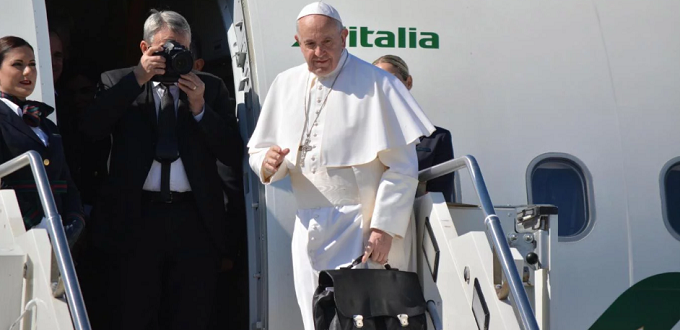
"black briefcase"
313,256,427,330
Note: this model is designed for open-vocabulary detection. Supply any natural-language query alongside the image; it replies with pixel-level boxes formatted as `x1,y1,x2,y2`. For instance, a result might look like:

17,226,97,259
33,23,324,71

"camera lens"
173,52,193,75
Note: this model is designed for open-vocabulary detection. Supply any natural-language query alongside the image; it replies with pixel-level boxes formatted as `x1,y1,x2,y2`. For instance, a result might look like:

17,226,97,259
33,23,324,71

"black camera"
151,40,193,83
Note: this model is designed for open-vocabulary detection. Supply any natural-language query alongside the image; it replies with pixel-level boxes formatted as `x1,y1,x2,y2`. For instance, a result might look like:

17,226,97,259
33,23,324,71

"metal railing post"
0,151,91,330
418,155,539,330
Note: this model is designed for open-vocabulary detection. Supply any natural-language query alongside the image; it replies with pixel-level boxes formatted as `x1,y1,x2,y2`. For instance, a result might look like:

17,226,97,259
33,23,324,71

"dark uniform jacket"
417,126,455,203
0,99,83,227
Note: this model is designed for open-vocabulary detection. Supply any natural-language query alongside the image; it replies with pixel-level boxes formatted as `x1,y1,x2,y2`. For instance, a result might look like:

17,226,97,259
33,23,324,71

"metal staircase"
416,155,549,330
0,151,90,330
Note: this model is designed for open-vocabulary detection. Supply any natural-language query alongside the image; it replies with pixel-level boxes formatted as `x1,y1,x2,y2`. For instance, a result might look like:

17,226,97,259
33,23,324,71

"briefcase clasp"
353,315,364,328
397,314,409,327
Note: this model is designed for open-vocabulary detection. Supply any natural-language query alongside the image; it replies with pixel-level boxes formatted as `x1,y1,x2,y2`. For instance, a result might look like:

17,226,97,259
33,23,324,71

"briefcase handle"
344,255,393,270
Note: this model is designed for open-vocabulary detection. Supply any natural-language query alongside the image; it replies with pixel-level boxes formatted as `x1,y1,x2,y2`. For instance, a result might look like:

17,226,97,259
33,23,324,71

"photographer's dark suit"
81,67,242,330
417,126,455,203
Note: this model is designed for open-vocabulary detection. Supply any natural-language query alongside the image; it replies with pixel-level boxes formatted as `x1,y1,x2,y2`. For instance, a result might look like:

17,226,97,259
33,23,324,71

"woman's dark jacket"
0,98,84,228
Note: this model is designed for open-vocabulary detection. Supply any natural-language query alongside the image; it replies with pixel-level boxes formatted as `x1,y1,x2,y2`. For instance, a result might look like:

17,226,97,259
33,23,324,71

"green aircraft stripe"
590,272,680,330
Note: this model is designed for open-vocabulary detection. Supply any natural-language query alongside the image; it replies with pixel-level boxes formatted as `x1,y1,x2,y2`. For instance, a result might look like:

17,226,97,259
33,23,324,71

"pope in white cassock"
247,2,435,329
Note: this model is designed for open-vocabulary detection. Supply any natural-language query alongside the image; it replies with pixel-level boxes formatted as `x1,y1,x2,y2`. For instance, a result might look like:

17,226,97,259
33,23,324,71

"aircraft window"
527,154,593,240
661,159,680,240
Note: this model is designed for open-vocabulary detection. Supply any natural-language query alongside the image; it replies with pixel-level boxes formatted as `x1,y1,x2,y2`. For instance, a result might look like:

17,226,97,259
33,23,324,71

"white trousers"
291,205,415,330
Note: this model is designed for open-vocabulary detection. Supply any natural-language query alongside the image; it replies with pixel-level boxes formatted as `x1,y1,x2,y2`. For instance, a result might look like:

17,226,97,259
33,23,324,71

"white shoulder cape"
247,53,435,167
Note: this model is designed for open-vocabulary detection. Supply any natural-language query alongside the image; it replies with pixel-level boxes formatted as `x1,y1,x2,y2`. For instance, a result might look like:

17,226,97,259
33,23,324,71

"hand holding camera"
178,72,205,115
150,41,194,83
133,45,166,86
134,40,204,114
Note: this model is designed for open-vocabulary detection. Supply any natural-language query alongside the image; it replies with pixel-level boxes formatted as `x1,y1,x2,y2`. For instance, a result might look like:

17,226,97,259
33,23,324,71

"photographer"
81,10,242,330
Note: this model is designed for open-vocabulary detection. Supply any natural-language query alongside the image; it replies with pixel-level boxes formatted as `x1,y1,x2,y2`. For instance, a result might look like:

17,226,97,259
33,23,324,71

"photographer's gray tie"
156,84,179,201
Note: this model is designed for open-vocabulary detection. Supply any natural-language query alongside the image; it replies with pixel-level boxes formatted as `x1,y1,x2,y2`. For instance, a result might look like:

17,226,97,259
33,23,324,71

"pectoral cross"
299,137,315,166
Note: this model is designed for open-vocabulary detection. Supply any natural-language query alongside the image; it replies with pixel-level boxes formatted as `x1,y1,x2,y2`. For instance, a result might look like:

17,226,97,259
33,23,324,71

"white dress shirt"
141,82,204,192
0,97,49,146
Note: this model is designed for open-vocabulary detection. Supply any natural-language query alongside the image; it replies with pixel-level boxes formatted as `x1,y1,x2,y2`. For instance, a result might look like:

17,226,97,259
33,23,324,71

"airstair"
0,151,549,330
0,151,91,330
417,156,552,330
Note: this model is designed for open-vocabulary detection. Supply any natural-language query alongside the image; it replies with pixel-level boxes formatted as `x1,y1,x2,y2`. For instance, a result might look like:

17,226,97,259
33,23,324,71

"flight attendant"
0,36,85,245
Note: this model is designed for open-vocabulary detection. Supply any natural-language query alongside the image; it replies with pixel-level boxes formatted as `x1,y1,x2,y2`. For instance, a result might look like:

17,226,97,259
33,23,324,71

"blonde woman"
374,55,455,202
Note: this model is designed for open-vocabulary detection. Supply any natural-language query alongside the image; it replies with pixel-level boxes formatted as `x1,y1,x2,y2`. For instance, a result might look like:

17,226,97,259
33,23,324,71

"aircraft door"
0,0,56,114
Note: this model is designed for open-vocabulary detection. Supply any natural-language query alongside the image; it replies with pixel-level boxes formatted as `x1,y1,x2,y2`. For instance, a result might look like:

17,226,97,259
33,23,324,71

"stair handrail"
0,151,91,330
418,155,539,330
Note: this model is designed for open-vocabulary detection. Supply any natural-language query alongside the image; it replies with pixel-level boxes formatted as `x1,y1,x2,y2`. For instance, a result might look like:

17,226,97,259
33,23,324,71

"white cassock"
248,49,435,330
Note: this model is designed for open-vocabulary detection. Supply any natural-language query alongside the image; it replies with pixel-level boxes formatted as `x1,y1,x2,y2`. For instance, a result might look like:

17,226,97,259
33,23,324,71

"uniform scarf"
0,91,53,127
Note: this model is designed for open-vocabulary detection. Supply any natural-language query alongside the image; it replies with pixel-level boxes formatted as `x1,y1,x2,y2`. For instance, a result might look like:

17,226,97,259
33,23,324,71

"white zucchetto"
297,1,342,24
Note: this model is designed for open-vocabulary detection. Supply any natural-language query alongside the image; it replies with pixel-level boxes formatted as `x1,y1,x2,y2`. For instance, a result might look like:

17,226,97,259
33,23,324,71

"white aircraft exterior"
1,0,679,329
